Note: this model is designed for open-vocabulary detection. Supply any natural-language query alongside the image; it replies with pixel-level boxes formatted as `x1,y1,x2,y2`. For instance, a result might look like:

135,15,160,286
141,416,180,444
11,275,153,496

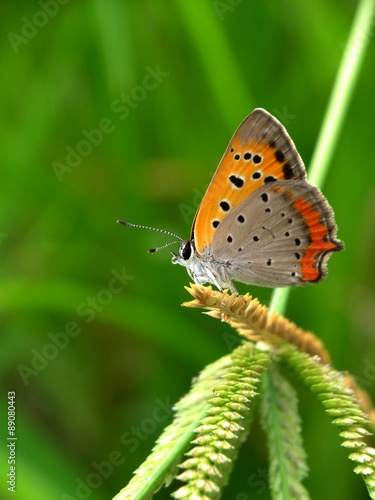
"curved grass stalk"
269,0,375,316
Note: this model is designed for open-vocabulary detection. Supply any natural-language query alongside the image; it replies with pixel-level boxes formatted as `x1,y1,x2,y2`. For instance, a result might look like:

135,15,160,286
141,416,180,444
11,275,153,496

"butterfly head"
171,238,217,287
177,239,194,260
172,239,195,269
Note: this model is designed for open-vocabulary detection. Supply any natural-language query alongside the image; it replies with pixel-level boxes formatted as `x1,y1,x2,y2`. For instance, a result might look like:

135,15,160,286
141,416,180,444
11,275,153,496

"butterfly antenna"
116,220,183,253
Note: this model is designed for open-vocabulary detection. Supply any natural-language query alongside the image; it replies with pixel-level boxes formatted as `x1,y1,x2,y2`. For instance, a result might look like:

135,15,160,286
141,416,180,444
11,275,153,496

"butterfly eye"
179,240,193,261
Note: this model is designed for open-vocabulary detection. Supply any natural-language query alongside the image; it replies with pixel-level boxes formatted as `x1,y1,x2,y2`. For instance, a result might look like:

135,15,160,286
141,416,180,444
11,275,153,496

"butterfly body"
172,108,343,294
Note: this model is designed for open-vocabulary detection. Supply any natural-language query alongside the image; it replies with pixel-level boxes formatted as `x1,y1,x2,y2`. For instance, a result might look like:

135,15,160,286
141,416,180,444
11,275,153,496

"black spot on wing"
275,149,285,163
264,175,277,183
283,162,294,179
220,200,230,211
229,175,244,188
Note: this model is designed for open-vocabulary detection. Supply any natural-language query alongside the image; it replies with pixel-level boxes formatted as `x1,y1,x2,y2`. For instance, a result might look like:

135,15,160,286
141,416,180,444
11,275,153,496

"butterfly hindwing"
192,108,307,254
211,180,343,287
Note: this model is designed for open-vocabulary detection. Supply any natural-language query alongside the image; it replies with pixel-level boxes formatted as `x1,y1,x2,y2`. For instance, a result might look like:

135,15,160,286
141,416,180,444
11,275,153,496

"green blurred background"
1,1,375,499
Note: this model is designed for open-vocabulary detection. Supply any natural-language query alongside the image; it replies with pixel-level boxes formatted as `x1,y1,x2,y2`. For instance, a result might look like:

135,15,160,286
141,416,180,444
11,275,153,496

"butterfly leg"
228,281,239,295
201,266,239,295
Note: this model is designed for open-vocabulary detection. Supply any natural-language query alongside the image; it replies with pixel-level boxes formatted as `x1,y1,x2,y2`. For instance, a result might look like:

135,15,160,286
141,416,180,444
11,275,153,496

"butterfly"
118,108,343,294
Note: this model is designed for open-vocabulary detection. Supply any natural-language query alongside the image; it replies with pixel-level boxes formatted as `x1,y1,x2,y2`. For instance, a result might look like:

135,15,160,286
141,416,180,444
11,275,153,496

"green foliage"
114,336,375,499
115,344,271,499
174,346,270,499
280,345,375,498
260,369,309,500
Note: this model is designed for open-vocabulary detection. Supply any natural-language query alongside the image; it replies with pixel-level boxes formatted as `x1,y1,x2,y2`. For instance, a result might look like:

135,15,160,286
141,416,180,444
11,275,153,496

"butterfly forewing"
192,108,307,254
